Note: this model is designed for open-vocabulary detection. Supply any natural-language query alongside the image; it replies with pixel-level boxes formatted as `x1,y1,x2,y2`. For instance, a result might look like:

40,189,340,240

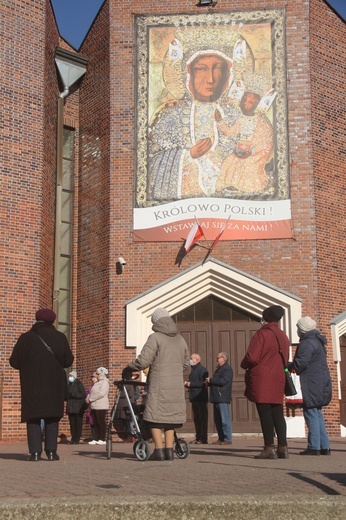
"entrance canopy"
125,258,302,353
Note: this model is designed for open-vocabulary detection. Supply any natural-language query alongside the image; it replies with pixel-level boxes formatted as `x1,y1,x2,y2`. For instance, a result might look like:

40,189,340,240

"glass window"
57,127,74,341
195,298,212,322
174,296,259,323
213,298,231,321
176,306,194,323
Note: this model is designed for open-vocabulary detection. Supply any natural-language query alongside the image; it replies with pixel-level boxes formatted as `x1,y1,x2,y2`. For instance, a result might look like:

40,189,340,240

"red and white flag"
210,217,231,252
184,219,205,253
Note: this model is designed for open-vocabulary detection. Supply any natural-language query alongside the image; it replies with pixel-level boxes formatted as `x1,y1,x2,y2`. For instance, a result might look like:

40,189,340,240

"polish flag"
210,217,230,252
184,219,205,253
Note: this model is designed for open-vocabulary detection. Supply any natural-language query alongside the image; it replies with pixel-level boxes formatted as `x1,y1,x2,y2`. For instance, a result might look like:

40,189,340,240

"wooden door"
179,321,261,434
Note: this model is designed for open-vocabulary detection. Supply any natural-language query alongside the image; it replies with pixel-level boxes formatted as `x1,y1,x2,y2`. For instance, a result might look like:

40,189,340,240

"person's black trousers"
94,409,107,441
68,412,84,443
27,417,59,454
192,401,208,443
255,403,287,446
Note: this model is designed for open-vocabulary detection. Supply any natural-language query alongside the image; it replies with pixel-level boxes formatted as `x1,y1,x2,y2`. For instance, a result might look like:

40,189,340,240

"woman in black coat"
66,370,86,444
9,308,74,461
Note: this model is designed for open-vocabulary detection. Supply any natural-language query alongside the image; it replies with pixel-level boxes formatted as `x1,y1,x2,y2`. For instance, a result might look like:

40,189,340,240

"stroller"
106,374,190,461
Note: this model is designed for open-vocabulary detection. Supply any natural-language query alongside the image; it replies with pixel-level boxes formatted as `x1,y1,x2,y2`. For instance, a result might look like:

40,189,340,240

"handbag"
285,371,303,403
284,369,297,397
268,328,297,397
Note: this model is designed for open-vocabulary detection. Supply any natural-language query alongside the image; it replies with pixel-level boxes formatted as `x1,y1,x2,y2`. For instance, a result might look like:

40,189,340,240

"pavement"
0,435,345,519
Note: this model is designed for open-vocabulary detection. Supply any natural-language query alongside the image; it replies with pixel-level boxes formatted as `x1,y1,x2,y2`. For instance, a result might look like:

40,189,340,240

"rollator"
106,374,190,461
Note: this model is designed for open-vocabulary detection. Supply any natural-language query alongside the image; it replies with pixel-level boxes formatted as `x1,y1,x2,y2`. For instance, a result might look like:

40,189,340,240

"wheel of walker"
174,438,190,459
133,439,151,461
106,436,112,459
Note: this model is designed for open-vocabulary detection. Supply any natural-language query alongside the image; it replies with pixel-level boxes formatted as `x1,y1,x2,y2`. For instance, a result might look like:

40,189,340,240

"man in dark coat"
291,316,332,456
184,353,209,444
205,352,233,445
9,308,74,461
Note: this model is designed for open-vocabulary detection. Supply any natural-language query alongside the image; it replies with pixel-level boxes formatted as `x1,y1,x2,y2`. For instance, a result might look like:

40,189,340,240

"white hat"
297,316,317,333
151,308,171,324
69,370,77,379
97,367,108,375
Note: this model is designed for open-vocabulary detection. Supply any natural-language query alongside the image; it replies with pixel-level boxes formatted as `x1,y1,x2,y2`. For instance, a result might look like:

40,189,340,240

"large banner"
134,9,291,242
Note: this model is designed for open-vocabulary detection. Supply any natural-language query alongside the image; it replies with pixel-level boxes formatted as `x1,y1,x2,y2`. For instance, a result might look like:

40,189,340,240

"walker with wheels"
106,375,190,461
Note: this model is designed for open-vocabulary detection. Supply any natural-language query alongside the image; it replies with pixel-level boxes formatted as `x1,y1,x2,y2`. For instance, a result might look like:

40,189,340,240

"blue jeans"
213,403,232,442
303,407,330,450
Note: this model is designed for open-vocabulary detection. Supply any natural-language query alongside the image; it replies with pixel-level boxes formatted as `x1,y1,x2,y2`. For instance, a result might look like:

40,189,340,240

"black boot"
148,448,165,461
165,447,174,461
277,445,289,459
46,451,60,461
28,452,41,461
254,445,277,459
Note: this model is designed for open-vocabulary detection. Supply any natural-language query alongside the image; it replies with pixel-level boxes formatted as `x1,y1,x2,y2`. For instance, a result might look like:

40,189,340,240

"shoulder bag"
268,328,297,397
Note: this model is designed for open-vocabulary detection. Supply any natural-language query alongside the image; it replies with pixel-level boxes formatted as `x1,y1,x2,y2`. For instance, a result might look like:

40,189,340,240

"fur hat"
69,370,77,379
35,308,56,323
262,305,285,323
97,367,108,376
297,316,317,333
151,308,171,324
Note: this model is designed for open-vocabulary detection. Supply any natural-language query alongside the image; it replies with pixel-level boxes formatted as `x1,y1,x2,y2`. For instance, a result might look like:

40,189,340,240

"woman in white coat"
86,367,110,445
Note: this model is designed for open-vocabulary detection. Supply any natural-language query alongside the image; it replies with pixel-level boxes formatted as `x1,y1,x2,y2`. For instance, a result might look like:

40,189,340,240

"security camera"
118,257,126,266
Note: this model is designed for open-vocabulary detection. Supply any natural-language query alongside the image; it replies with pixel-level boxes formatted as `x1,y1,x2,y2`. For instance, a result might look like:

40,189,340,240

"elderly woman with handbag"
241,305,290,459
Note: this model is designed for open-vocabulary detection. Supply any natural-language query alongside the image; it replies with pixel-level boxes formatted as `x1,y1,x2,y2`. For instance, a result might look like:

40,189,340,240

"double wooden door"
179,322,261,434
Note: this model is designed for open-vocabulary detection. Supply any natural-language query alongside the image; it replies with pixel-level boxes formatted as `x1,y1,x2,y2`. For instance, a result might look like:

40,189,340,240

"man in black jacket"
10,308,74,461
185,353,209,444
206,352,233,445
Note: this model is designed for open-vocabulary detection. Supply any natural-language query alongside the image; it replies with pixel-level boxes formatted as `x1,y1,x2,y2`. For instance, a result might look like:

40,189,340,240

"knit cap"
97,367,108,375
262,305,285,323
297,316,317,333
69,370,77,379
35,308,56,323
151,308,171,324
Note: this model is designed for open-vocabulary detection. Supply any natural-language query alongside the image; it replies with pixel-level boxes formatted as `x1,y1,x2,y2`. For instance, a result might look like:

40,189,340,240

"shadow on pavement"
289,472,341,495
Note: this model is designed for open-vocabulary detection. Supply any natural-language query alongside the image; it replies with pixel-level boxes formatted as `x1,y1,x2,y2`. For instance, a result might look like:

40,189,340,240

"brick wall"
1,0,345,438
81,0,343,433
1,0,60,439
81,0,318,405
310,0,346,434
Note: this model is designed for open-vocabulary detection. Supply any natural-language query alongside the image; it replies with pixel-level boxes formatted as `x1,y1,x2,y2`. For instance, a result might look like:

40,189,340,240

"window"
174,296,259,324
57,127,74,340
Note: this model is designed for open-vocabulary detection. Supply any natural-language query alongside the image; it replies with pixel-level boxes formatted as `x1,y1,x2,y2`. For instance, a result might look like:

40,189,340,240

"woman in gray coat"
127,308,190,461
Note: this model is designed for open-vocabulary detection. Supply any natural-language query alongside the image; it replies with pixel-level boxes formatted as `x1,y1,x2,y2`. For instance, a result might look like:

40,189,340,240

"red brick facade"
1,0,345,439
